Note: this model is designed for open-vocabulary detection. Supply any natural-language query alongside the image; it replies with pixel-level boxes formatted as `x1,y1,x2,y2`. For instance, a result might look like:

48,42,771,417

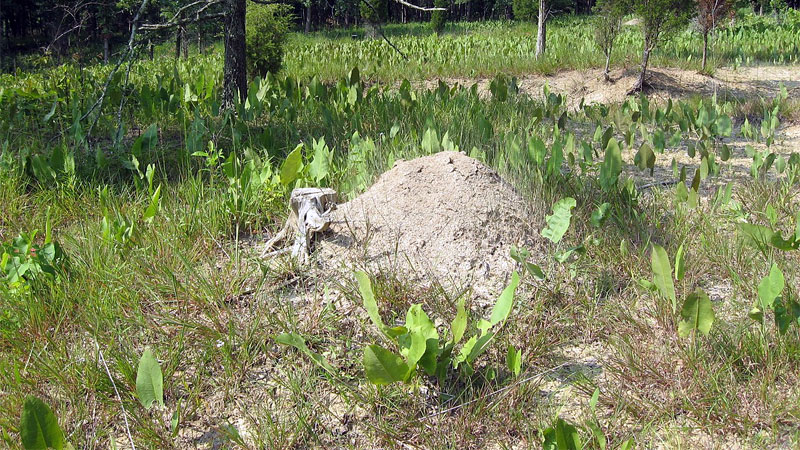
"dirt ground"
424,65,800,110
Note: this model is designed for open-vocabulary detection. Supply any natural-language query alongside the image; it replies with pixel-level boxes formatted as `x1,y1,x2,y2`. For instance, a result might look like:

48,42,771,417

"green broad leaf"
678,290,715,338
421,128,441,153
402,304,439,371
674,244,686,281
308,138,332,183
488,272,520,329
758,264,784,310
651,244,677,312
773,297,800,335
548,418,581,450
279,144,304,186
450,296,468,345
554,245,585,263
275,332,336,374
466,332,495,363
541,197,576,244
506,344,522,377
510,247,546,280
599,138,622,192
136,347,164,409
590,203,611,228
634,144,655,174
363,344,410,385
20,396,66,450
142,185,161,224
716,115,732,137
738,223,775,249
355,271,387,334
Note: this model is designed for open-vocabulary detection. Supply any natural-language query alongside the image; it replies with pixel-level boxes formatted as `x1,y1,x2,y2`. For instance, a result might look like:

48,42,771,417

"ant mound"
317,151,542,303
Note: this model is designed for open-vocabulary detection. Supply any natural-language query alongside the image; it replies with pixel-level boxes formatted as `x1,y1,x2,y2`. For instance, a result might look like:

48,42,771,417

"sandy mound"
317,151,540,302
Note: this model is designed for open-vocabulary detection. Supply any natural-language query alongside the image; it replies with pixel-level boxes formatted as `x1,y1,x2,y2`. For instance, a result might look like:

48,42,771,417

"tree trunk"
1,0,7,71
175,26,182,59
701,31,708,72
365,22,378,39
182,26,188,59
222,0,247,108
633,47,651,92
103,34,109,63
305,2,311,32
535,0,546,59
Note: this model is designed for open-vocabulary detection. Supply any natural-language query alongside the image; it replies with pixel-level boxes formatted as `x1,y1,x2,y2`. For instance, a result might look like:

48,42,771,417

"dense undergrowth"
2,8,800,449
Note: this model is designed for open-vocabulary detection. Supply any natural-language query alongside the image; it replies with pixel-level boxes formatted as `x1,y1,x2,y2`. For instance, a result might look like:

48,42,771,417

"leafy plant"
19,397,71,450
541,197,576,244
357,271,520,384
136,347,164,409
1,227,66,294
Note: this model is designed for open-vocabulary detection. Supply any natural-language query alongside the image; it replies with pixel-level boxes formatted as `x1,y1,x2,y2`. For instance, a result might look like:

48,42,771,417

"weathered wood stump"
262,187,337,262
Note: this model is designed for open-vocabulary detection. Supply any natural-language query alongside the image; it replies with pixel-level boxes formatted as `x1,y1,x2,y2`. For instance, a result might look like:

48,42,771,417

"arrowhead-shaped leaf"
678,290,715,338
758,264,784,310
541,198,576,244
20,397,66,450
488,272,520,329
136,347,164,409
651,244,677,312
363,344,410,385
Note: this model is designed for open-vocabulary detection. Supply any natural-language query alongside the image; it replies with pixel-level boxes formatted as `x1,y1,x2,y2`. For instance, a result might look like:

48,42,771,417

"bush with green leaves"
430,0,448,33
245,3,292,79
360,0,388,28
356,270,521,384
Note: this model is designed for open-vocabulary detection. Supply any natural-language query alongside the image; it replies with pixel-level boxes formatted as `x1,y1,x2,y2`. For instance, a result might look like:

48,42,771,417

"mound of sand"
317,151,540,302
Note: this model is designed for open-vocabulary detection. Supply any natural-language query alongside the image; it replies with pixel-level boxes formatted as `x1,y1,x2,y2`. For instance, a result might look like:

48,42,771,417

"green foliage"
512,0,538,21
541,197,576,244
136,347,164,409
678,290,715,338
650,244,677,312
430,0,448,33
20,397,68,450
1,228,66,295
357,271,520,384
360,0,388,25
542,417,582,450
246,3,292,78
275,332,336,373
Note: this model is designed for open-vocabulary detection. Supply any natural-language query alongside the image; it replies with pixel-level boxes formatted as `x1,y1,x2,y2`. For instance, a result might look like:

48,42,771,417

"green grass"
2,9,800,448
282,12,800,82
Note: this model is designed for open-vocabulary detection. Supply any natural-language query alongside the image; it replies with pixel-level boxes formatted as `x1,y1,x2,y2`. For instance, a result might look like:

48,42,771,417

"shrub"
360,0,388,25
430,0,449,33
512,0,537,21
245,4,292,79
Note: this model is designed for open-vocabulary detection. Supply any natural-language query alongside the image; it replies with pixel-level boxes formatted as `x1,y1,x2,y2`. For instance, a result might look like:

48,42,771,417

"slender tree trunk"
2,0,7,71
535,0,546,59
175,26,182,59
182,26,188,59
702,31,708,72
222,0,247,108
103,34,109,63
365,22,378,39
634,47,651,92
305,2,312,32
